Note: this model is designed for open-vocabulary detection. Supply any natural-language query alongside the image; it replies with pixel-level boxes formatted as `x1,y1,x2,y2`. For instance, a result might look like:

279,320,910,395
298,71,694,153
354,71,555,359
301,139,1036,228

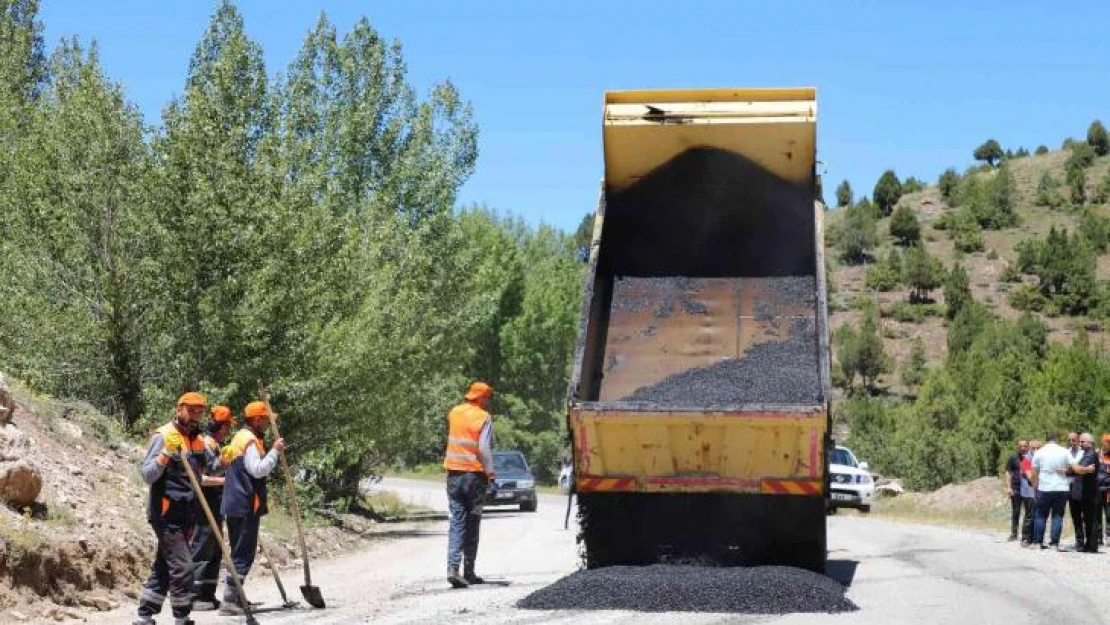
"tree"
865,248,902,292
938,168,960,205
950,208,984,252
1095,171,1110,205
835,307,889,393
901,337,927,388
873,169,903,216
1014,147,1030,158
889,203,920,245
836,179,853,208
902,176,924,194
1035,145,1049,155
1088,120,1109,157
1067,164,1087,205
986,164,1018,228
973,139,1003,167
1016,227,1098,313
837,201,878,264
1067,143,1097,170
944,262,972,320
572,212,594,263
902,243,942,303
1036,171,1065,208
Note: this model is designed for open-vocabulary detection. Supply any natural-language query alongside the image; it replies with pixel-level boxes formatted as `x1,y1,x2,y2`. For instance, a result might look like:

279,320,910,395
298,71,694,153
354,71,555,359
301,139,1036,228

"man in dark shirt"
1069,433,1100,553
1004,439,1029,541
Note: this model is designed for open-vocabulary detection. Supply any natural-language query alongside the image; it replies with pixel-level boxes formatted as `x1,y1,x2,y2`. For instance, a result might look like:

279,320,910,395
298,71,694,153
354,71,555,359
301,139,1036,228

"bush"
973,139,1004,167
902,176,925,194
986,249,999,260
1014,147,1030,158
1036,171,1066,208
1035,145,1049,155
1067,165,1087,205
1067,142,1097,170
950,209,985,252
901,337,927,387
1088,120,1109,157
938,168,960,205
1000,262,1022,283
866,248,903,291
890,301,925,323
835,309,890,393
1015,227,1099,314
1009,284,1047,312
889,203,920,245
902,244,943,303
944,263,972,320
873,170,903,216
1094,171,1110,205
838,201,879,264
1080,209,1110,252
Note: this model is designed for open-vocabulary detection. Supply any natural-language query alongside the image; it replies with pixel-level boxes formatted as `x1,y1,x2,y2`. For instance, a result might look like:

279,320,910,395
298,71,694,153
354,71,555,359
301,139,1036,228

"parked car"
485,450,538,512
828,445,874,513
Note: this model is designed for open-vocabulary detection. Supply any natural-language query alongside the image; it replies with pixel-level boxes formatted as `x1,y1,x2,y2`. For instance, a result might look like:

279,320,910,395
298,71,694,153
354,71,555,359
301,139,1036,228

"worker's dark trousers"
1069,497,1087,548
137,517,195,620
222,514,261,605
1009,493,1026,538
1080,498,1100,552
190,512,224,601
446,470,486,574
1020,497,1035,543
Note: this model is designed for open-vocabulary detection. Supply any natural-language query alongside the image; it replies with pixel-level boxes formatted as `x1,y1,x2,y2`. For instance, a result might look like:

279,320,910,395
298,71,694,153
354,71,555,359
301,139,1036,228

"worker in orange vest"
443,381,495,588
190,404,235,611
134,392,209,625
218,400,284,615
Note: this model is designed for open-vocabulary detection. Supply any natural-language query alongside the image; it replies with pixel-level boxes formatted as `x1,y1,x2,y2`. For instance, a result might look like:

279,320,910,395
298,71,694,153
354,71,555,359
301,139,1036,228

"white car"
828,445,874,513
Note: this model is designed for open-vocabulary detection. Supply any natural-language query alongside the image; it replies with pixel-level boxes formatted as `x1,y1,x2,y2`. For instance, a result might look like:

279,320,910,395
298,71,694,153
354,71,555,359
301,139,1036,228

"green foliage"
1000,262,1022,283
948,302,992,355
959,165,1018,229
572,212,594,263
901,337,927,388
1095,171,1110,205
1067,163,1087,205
902,244,943,303
1080,209,1110,253
835,179,853,208
0,4,585,504
1035,171,1066,208
1015,227,1098,314
889,203,920,245
873,169,903,216
973,139,1003,167
902,176,924,194
890,301,925,323
1035,145,1049,155
943,263,972,320
1087,120,1109,157
1014,147,1030,158
1067,142,1097,170
837,201,879,264
949,208,985,252
865,248,902,291
937,168,960,205
834,308,890,393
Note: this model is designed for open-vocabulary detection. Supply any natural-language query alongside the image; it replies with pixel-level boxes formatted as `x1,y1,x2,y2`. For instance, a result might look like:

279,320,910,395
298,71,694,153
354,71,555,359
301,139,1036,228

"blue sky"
40,1,1110,232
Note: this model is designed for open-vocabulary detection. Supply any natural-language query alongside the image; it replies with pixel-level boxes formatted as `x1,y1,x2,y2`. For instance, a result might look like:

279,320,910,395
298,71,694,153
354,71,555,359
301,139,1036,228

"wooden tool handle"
259,383,313,587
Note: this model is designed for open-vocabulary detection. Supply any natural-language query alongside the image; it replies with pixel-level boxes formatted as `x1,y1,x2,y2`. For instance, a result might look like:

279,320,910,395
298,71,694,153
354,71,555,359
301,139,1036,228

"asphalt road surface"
88,478,1110,625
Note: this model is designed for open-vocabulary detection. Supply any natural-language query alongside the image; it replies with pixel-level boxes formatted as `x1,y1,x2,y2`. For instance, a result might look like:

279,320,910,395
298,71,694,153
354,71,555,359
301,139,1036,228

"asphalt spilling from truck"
517,564,857,614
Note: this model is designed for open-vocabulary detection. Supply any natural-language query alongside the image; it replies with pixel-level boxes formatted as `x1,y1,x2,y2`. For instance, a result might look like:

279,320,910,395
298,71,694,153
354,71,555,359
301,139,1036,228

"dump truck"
566,87,830,572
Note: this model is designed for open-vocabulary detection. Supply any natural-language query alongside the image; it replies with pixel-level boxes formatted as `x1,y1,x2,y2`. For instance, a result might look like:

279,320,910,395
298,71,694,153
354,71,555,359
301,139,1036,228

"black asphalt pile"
621,319,819,405
517,565,857,614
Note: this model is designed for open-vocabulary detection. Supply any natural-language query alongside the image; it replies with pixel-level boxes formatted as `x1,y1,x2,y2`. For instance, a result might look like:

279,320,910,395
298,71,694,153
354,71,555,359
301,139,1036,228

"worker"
189,404,235,611
134,392,209,625
443,381,495,589
218,400,284,615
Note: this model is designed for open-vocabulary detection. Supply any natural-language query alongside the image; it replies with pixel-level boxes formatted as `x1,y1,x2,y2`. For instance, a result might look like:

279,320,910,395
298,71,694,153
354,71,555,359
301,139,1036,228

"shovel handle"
259,383,313,588
178,449,256,622
258,539,290,604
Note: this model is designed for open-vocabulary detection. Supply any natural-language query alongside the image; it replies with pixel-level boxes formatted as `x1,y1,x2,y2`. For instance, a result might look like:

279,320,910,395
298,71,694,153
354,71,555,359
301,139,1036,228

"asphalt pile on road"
517,564,857,614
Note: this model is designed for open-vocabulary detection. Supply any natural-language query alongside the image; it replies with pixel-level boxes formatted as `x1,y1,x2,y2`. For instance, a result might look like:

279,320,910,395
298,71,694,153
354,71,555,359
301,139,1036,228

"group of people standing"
134,392,285,625
1005,432,1110,552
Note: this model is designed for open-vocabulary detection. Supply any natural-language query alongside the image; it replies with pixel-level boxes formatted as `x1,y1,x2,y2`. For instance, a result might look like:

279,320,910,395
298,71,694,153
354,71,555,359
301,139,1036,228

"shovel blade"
301,585,326,609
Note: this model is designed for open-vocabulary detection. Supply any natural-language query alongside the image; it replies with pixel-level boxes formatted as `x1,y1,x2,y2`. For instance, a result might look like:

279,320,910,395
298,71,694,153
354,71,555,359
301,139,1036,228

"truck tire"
520,499,538,513
859,505,871,514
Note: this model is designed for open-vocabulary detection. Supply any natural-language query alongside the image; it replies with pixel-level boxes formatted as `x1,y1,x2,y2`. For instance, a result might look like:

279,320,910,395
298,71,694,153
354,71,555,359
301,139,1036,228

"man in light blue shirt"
1032,432,1071,550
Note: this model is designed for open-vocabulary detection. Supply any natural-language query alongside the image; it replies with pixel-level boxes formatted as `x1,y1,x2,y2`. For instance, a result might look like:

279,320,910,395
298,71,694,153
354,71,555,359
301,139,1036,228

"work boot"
173,619,195,625
447,568,469,589
464,571,485,584
192,598,219,611
131,617,156,625
1007,534,1017,541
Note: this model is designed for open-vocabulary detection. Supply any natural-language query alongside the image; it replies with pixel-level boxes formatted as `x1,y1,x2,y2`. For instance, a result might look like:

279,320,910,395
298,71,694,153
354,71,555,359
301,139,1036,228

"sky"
38,0,1110,232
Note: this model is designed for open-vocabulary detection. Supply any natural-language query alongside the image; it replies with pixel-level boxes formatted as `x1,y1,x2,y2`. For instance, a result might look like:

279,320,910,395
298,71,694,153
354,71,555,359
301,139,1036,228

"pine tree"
873,170,903,216
944,263,972,320
889,203,921,245
902,244,943,303
836,179,853,208
973,139,1003,167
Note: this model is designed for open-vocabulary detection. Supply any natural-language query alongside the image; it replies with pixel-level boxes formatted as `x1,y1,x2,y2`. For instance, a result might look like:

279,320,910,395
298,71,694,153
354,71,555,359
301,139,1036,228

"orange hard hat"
244,401,271,420
176,392,207,407
211,405,235,425
464,382,493,401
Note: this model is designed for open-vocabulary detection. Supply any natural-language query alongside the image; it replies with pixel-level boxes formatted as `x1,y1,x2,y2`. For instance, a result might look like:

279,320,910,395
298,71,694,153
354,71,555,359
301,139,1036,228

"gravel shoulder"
83,479,1110,625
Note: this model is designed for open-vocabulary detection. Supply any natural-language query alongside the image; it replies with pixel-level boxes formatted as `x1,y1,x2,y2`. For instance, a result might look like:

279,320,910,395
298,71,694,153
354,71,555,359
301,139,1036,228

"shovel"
259,382,326,609
259,539,299,609
178,449,259,625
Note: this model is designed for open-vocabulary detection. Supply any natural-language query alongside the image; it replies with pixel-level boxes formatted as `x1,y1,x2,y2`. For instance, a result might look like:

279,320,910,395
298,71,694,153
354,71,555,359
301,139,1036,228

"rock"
0,373,14,425
43,606,84,621
0,423,43,507
95,457,112,470
78,596,115,611
8,610,29,621
70,466,83,476
56,421,82,439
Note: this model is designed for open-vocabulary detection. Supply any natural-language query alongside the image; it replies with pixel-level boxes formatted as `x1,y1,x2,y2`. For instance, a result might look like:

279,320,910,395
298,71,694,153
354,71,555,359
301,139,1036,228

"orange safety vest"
443,402,490,473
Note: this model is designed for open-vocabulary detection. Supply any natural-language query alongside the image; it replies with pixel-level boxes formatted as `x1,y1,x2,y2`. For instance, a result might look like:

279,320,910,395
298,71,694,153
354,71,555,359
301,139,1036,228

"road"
88,479,1110,625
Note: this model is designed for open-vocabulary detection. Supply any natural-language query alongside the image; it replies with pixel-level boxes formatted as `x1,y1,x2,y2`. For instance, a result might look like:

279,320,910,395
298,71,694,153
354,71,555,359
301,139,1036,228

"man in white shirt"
1032,432,1072,550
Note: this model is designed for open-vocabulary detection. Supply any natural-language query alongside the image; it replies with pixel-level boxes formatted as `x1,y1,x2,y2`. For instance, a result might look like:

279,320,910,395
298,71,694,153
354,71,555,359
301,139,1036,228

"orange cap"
176,392,207,407
211,405,235,424
244,401,271,420
464,382,493,401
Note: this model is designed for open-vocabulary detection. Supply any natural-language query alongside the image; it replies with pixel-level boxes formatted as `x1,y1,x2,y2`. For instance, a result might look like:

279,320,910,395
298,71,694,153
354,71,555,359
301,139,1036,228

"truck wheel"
859,505,871,514
520,500,538,513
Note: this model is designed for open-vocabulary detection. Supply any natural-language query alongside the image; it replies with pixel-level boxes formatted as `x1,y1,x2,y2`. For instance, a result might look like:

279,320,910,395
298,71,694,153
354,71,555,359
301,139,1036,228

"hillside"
826,146,1110,408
